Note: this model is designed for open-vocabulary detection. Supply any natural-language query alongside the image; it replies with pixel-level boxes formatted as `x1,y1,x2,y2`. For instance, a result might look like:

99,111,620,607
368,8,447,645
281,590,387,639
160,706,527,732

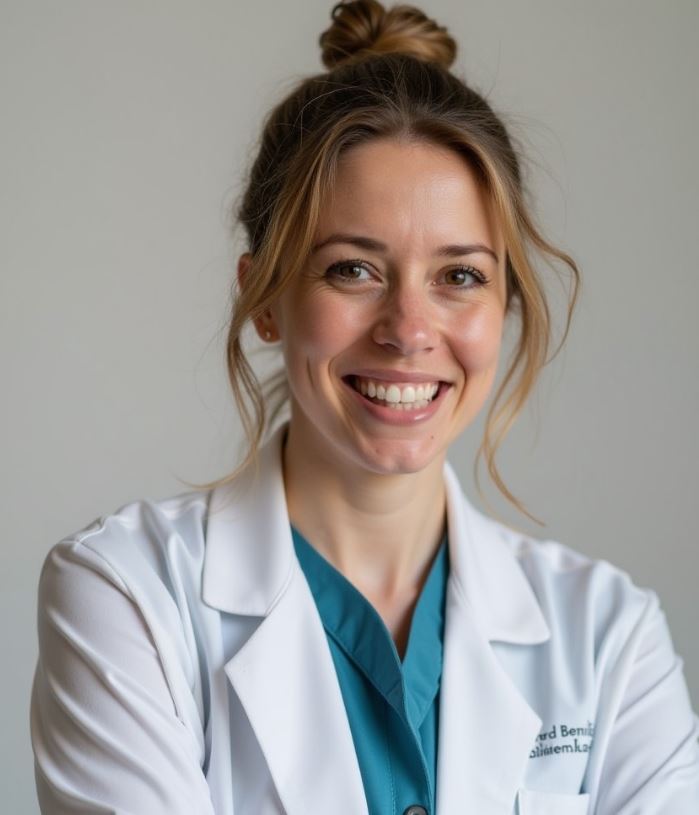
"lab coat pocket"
516,788,590,815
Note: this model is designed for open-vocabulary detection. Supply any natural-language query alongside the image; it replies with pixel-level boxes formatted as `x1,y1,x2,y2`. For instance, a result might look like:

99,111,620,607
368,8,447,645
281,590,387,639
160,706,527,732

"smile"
350,375,440,410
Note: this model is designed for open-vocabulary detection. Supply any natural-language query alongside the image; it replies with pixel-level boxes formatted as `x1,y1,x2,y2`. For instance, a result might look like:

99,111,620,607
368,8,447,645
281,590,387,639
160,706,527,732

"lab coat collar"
203,421,296,617
203,420,550,647
442,460,551,645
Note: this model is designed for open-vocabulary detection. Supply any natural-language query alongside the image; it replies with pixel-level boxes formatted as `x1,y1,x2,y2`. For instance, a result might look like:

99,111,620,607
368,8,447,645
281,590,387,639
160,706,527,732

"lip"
344,369,451,384
342,376,451,425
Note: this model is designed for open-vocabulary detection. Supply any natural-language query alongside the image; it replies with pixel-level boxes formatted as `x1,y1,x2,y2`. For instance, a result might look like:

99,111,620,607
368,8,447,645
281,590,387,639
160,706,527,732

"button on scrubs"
291,525,449,815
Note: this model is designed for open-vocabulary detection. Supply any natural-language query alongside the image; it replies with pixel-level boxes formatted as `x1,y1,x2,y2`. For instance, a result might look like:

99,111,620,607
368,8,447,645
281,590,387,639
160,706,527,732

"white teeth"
352,376,441,405
385,385,401,403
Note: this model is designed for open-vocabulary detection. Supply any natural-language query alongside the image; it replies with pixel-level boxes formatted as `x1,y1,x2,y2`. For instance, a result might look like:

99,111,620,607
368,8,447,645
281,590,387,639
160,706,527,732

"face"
243,137,508,477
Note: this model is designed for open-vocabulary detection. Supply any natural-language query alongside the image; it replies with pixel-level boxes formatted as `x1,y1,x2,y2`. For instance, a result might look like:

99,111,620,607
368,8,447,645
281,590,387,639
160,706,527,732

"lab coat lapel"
204,423,368,815
223,568,368,815
436,463,550,815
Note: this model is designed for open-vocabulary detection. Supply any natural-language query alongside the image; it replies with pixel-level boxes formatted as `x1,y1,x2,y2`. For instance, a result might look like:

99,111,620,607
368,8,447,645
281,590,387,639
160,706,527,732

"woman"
30,2,699,813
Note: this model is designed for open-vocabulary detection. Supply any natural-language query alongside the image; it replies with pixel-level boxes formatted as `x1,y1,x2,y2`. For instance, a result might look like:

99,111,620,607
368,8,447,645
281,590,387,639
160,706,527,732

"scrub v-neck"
292,524,449,815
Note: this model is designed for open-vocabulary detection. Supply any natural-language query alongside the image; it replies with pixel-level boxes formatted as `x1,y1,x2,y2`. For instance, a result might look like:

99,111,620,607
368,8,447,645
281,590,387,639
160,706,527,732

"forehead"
318,137,502,251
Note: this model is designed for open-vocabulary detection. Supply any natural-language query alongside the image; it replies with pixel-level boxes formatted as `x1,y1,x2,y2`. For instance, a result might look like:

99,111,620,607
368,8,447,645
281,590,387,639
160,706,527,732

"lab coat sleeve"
593,589,699,814
30,539,216,815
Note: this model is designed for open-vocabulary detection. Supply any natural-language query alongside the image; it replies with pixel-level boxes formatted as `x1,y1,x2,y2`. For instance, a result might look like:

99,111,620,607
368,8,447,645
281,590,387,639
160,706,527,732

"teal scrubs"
291,524,449,815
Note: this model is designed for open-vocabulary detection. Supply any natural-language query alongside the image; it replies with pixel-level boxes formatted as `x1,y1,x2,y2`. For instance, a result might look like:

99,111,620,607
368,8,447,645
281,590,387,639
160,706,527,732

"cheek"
453,307,504,371
283,293,360,359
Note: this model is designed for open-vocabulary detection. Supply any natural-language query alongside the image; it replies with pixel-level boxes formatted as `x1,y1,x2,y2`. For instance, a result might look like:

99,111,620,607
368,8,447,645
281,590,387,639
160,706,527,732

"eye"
324,259,373,282
442,265,489,288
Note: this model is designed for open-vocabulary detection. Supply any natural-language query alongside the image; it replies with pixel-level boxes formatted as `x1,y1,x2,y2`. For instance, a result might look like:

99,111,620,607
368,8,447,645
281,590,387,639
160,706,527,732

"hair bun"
319,0,457,71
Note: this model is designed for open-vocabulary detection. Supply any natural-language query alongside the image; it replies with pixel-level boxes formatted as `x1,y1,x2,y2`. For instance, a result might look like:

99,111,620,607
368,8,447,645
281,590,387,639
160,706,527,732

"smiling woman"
226,19,574,522
29,1,699,814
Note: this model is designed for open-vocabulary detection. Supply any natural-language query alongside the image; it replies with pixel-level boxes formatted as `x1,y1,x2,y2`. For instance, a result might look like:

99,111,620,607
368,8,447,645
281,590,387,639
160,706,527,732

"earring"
264,329,273,341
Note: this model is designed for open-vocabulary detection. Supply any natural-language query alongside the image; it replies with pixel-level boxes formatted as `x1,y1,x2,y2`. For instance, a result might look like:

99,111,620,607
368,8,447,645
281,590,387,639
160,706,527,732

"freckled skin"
240,137,508,479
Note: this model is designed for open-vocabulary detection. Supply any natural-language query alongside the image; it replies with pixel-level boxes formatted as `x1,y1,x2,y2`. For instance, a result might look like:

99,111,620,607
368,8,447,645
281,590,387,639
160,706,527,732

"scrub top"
291,524,450,815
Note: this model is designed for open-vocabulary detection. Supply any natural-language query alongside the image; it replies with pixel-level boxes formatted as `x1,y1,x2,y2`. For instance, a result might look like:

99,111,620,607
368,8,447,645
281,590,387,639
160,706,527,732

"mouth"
342,374,451,412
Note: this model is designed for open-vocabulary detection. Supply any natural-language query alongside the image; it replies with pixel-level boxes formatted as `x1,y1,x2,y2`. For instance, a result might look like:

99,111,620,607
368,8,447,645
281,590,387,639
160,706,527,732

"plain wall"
2,1,697,811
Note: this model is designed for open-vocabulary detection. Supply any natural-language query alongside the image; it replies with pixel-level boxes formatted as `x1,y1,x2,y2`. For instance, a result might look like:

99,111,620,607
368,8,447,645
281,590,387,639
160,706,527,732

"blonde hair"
187,0,580,525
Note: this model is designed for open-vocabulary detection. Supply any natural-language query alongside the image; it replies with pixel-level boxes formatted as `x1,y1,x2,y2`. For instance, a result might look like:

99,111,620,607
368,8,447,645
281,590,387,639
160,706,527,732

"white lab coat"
31,421,699,815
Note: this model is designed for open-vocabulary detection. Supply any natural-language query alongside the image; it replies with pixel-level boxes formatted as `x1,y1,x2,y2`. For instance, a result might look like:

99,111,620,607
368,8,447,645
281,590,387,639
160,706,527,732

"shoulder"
37,490,214,675
39,488,211,596
36,489,216,719
482,511,660,655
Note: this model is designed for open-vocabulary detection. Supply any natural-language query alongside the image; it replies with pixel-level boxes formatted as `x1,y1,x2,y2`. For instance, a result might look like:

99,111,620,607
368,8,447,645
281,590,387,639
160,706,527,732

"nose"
371,278,440,355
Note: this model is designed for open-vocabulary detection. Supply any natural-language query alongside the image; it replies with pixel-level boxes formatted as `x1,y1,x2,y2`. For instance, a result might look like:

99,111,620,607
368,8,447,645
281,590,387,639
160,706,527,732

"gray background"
2,1,697,811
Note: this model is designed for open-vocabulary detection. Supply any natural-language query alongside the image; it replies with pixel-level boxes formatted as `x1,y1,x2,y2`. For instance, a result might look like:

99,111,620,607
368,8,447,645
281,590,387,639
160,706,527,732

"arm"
30,540,217,814
592,590,699,814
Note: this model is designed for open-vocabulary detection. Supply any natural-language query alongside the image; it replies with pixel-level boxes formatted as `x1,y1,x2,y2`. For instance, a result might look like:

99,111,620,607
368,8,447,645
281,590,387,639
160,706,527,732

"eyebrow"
311,233,499,263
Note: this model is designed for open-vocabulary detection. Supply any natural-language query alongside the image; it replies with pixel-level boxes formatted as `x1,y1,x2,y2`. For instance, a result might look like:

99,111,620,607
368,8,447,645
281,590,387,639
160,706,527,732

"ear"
237,252,279,343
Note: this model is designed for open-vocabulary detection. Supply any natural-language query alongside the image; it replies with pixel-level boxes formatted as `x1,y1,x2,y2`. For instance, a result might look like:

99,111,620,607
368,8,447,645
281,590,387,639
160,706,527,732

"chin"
353,438,443,477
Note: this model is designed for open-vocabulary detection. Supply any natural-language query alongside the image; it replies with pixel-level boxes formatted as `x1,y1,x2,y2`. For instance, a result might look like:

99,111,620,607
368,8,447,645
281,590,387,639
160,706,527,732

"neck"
281,420,448,603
